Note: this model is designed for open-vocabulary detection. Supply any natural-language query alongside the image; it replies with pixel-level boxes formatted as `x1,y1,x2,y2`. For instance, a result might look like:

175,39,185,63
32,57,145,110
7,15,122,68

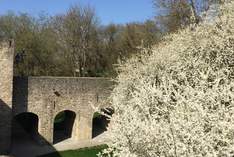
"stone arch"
92,108,114,138
12,112,39,141
53,110,76,144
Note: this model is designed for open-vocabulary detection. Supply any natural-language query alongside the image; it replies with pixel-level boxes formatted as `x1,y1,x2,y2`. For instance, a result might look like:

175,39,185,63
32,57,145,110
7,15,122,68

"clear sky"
0,0,155,25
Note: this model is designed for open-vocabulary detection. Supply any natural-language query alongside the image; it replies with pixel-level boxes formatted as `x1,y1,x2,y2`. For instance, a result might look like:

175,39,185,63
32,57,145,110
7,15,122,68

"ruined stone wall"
0,41,14,154
13,77,113,143
0,40,114,155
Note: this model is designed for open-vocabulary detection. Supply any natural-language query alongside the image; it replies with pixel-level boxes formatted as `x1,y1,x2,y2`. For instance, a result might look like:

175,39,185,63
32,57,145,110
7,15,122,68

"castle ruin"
0,41,113,156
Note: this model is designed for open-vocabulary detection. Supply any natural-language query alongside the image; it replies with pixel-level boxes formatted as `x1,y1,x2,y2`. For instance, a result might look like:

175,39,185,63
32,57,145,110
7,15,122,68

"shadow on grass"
40,145,108,157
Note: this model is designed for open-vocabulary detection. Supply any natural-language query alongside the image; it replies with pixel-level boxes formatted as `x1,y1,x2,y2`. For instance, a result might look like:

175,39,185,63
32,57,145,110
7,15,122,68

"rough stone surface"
0,41,14,155
0,41,113,155
13,76,113,143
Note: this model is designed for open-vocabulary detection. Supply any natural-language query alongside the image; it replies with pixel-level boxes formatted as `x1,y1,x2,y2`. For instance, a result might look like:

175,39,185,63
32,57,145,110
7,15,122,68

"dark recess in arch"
12,112,39,141
92,108,114,138
53,110,76,144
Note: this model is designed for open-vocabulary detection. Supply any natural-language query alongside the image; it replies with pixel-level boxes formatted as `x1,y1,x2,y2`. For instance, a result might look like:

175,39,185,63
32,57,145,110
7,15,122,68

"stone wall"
13,77,114,143
0,40,114,156
0,41,14,154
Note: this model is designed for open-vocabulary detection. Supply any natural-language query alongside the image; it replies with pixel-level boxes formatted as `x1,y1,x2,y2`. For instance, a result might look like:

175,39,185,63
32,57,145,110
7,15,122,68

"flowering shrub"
99,1,234,157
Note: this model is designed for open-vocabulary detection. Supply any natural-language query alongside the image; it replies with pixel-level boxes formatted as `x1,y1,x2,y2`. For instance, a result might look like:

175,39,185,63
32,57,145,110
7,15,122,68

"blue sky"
0,0,155,25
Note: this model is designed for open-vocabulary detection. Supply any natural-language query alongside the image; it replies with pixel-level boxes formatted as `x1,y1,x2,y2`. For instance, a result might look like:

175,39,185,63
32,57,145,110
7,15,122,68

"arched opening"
92,108,114,138
12,112,39,142
53,110,76,144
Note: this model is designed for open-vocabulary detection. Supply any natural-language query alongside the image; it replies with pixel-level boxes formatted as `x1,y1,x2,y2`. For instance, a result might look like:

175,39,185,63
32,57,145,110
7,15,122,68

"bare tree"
153,0,220,32
54,4,99,76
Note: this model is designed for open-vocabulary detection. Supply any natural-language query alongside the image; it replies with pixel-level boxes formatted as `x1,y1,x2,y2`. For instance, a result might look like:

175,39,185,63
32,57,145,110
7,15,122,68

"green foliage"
54,112,66,124
93,112,102,119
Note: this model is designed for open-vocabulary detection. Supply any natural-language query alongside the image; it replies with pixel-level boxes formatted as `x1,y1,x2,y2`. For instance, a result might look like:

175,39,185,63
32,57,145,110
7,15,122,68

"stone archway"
92,108,114,138
53,110,76,144
12,112,39,142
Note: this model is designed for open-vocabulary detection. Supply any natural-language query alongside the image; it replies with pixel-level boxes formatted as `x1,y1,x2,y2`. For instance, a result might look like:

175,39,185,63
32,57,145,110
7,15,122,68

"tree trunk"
189,0,199,24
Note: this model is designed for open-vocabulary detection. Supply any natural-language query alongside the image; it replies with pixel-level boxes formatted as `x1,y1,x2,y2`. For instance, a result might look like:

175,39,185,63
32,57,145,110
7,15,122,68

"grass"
39,145,108,157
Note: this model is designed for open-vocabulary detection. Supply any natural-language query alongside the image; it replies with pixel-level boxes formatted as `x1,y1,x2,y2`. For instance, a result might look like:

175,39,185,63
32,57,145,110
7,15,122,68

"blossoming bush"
100,1,234,157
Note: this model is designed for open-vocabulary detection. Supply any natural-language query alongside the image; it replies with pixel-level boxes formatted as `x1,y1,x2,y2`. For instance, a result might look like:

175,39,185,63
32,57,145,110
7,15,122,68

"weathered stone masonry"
0,41,14,155
0,41,113,155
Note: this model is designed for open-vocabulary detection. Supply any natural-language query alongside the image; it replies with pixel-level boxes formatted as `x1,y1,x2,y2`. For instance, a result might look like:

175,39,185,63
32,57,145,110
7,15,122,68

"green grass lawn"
40,145,108,157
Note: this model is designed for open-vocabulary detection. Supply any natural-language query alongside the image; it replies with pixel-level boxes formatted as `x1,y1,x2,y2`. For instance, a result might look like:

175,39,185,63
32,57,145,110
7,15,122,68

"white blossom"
100,1,234,157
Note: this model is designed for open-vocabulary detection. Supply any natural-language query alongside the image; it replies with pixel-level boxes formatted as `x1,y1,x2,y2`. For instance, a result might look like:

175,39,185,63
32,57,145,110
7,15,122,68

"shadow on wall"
0,99,12,156
0,99,62,157
12,77,29,113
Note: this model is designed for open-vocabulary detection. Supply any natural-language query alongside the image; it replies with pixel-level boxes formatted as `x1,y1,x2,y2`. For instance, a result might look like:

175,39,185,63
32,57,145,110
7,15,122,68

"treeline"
0,0,220,77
